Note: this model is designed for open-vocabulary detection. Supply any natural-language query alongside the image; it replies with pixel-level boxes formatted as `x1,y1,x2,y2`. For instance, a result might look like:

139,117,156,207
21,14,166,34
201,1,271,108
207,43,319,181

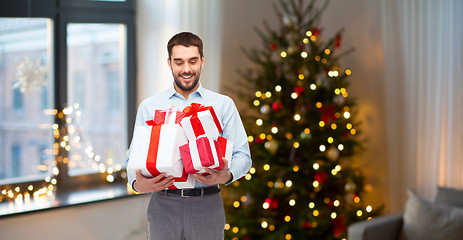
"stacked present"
127,104,233,190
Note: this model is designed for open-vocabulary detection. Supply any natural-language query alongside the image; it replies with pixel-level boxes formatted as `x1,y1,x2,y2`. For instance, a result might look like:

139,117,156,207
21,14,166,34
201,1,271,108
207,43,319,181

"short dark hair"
167,32,203,59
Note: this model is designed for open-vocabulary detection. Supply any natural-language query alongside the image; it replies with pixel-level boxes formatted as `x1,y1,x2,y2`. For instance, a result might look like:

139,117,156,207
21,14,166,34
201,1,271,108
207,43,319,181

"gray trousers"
147,191,225,240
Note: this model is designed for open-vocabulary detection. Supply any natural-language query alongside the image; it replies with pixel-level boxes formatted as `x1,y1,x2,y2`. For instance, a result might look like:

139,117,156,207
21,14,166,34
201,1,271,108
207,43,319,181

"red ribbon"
182,103,223,137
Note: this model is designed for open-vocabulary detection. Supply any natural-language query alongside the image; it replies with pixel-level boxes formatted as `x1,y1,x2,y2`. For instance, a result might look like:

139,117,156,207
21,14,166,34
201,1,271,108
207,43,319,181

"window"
0,0,136,213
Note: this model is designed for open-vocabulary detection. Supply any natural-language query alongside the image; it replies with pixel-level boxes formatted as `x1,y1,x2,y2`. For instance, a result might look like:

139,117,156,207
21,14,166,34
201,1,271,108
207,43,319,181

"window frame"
0,0,136,194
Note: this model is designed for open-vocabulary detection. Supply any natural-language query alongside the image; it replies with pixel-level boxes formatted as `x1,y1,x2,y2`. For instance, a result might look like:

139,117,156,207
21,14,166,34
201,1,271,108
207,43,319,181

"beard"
173,70,201,92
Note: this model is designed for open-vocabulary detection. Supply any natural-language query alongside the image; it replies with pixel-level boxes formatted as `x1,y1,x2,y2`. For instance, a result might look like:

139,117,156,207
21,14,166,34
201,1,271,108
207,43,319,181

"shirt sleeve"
220,98,252,185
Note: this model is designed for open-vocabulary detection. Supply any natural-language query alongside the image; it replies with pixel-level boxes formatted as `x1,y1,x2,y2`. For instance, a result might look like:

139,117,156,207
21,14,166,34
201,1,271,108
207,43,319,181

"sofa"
348,187,463,240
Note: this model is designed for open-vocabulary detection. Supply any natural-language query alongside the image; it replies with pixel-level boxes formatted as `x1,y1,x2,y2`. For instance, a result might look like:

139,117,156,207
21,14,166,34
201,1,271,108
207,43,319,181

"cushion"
435,187,463,208
399,189,463,240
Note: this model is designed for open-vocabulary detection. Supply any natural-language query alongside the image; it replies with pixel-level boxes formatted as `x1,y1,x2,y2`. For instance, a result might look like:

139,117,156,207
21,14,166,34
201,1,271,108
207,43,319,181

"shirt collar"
168,83,204,99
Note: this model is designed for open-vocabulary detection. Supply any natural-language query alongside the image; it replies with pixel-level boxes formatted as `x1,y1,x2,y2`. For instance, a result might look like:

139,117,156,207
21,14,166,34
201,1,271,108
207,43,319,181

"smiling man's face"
168,45,204,98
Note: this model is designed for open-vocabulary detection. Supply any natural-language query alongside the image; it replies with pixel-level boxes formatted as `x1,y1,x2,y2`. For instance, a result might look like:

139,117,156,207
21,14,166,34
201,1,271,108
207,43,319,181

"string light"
275,85,282,92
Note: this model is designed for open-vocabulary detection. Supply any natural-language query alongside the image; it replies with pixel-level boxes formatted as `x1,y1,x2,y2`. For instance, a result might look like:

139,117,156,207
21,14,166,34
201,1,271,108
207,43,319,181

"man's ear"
201,56,205,68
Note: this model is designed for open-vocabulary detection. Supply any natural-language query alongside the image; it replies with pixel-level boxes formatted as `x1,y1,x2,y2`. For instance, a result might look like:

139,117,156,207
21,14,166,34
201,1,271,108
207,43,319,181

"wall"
0,195,150,240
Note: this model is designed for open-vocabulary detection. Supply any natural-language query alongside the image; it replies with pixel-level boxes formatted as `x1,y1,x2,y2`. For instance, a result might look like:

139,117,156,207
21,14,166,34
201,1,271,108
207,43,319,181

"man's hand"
193,158,232,185
133,169,174,193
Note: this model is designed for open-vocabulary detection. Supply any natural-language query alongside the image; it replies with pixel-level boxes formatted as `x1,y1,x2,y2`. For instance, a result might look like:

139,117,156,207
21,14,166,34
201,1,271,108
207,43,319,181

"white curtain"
382,0,463,212
136,0,223,103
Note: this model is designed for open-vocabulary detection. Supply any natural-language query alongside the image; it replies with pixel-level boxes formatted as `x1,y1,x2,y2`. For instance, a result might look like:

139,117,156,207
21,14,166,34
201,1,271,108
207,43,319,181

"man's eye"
189,61,197,64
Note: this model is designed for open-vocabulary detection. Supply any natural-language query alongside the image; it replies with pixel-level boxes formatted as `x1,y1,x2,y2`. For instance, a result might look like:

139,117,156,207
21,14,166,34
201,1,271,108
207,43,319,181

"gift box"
217,136,233,169
127,107,195,189
146,107,185,126
180,103,223,141
180,136,225,174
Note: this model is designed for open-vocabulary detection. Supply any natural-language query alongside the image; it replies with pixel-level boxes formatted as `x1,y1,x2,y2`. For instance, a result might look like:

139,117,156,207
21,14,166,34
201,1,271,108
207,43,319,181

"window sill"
0,182,143,219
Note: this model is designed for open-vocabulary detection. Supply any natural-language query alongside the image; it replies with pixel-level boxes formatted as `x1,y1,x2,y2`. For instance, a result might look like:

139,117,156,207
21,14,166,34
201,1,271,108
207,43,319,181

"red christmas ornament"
272,101,282,112
312,28,321,37
314,171,328,184
270,43,278,51
335,34,342,48
294,86,305,95
302,220,311,229
319,104,337,124
332,215,347,237
255,136,266,144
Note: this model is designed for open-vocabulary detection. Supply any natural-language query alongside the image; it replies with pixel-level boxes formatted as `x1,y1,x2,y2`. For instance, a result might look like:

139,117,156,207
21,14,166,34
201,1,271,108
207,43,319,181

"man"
127,32,252,240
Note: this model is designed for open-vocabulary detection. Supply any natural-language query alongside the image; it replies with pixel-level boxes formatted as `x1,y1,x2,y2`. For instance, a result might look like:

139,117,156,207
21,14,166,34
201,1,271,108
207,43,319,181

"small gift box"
180,136,225,174
180,103,223,141
127,107,195,189
217,136,233,169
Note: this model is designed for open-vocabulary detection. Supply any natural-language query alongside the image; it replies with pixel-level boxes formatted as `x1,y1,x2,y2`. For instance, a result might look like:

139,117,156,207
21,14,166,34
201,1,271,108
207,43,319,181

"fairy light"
233,201,240,208
280,51,287,58
261,221,268,228
286,180,293,187
265,91,272,98
298,74,305,80
256,119,263,126
271,127,278,134
366,205,373,212
263,164,270,171
310,84,317,90
248,136,254,142
291,92,298,99
253,99,260,106
275,85,282,92
313,163,320,170
285,215,291,222
293,165,299,172
249,167,256,174
255,91,262,98
319,145,326,152
294,114,301,121
324,49,331,55
301,52,308,58
338,144,344,151
309,202,315,208
289,199,296,206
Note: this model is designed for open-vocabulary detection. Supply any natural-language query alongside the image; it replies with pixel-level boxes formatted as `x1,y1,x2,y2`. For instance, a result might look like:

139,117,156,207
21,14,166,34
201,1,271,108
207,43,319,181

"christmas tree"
224,0,380,239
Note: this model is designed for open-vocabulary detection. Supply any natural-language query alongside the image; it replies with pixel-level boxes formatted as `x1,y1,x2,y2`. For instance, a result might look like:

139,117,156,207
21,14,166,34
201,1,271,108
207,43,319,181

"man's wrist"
225,171,233,185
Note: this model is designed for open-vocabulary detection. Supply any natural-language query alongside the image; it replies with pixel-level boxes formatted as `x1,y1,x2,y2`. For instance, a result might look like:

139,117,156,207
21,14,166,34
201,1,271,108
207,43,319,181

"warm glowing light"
316,102,322,108
280,51,287,58
303,38,309,44
255,91,262,98
334,200,340,207
263,164,270,171
313,181,319,188
294,114,301,121
293,142,300,148
319,121,325,127
233,201,240,208
350,129,357,135
345,69,352,75
301,52,308,58
313,210,319,216
256,119,263,126
344,112,351,119
319,145,326,152
298,73,305,80
260,133,266,139
253,99,260,106
261,221,268,228
324,49,331,54
327,137,334,143
309,202,315,208
310,84,317,90
289,199,296,206
245,173,252,180
232,227,239,233
285,215,291,222
306,30,312,37
338,144,344,151
335,88,341,95
275,85,282,92
106,175,115,182
357,210,363,217
331,212,337,219
354,196,361,203
313,163,320,170
366,205,373,212
335,165,341,171
263,202,270,209
285,234,292,240
265,91,272,98
291,92,298,99
249,167,256,174
286,180,293,187
224,224,230,230
269,225,275,231
271,127,278,134
241,195,247,202
346,123,353,129
248,136,254,142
